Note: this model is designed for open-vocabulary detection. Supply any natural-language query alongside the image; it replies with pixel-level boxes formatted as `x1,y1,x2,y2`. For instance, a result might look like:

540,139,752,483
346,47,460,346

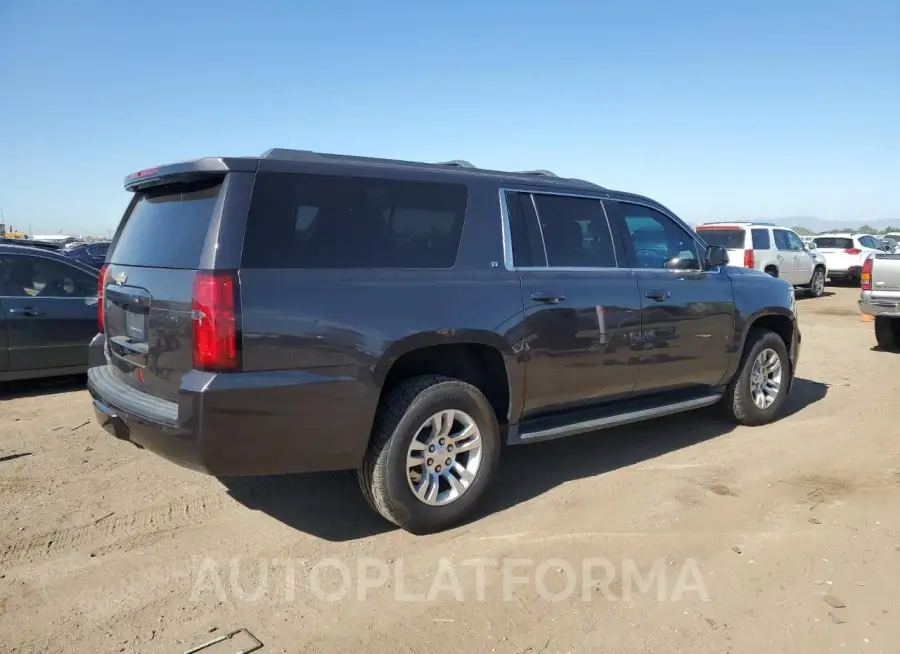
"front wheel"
807,268,826,297
722,329,791,426
359,375,501,534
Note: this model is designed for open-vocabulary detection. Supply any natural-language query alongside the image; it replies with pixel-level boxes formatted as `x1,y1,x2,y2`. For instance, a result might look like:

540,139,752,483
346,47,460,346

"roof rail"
436,160,475,168
518,169,559,178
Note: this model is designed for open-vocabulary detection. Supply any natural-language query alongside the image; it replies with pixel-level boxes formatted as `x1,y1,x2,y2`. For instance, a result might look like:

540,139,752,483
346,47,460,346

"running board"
516,394,722,444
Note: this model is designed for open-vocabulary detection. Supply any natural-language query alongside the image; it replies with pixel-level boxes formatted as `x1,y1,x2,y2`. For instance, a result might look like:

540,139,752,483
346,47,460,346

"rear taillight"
861,256,873,291
98,265,108,332
844,248,861,255
743,249,754,269
192,271,238,371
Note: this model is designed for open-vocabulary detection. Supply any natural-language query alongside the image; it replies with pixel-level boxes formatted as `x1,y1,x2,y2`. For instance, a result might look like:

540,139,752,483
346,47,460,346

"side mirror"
705,245,729,268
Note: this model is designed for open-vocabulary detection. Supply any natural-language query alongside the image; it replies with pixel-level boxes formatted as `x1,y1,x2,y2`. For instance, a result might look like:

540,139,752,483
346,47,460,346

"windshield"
696,228,745,249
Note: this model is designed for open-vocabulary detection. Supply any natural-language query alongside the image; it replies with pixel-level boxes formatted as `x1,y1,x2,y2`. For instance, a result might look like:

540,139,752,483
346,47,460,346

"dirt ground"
1,285,898,653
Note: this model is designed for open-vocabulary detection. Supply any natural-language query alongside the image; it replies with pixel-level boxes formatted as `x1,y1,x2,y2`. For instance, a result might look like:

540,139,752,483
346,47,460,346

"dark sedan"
61,241,110,269
0,244,98,382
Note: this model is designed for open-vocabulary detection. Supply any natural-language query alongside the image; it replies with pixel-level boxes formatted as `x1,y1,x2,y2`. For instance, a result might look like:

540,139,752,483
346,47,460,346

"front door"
786,231,814,285
0,252,98,372
604,200,735,393
504,190,642,418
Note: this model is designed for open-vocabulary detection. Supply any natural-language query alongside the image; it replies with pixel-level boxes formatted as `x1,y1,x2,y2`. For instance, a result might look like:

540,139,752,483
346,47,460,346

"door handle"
530,291,565,304
9,307,44,317
644,290,671,302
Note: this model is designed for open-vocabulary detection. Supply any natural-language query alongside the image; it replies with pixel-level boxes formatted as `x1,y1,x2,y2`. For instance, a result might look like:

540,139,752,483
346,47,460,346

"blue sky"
1,0,898,235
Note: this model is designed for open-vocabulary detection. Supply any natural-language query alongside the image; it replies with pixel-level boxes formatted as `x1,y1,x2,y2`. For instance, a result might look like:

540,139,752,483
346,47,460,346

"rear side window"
751,229,771,249
813,237,853,249
532,194,616,268
696,228,746,249
110,179,222,269
242,173,468,269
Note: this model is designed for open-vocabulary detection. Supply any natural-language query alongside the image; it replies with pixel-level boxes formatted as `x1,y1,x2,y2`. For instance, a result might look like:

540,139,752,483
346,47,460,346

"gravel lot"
1,285,898,653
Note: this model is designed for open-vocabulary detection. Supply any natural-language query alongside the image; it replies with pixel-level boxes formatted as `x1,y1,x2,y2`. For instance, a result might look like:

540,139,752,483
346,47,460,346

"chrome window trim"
499,188,723,275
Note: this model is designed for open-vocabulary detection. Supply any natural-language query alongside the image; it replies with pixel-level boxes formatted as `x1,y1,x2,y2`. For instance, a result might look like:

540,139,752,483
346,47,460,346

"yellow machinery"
0,224,28,239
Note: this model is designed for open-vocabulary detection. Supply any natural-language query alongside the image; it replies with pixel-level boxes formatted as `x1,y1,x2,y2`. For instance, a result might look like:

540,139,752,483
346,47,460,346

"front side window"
773,229,794,251
606,202,700,270
0,254,96,298
532,194,617,268
786,231,805,251
242,173,468,269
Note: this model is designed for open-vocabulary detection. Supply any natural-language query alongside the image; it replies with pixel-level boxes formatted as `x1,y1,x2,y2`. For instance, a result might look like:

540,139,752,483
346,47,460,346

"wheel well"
764,265,779,277
381,344,510,424
748,314,793,351
814,263,826,272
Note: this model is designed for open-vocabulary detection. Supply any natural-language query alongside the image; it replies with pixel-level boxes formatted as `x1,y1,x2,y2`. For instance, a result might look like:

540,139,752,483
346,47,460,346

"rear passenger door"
504,190,642,417
604,200,735,393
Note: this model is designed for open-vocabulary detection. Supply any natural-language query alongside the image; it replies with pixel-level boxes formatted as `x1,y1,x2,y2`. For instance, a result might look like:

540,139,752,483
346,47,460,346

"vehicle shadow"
796,291,835,300
0,374,87,400
870,346,899,354
221,377,828,542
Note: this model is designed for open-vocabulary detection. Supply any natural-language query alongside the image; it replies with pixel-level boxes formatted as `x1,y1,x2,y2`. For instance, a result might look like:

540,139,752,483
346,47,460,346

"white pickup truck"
859,253,900,350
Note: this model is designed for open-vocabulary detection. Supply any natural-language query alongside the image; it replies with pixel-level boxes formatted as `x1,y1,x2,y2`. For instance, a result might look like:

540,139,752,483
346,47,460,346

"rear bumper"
859,297,900,318
828,266,861,278
87,335,378,476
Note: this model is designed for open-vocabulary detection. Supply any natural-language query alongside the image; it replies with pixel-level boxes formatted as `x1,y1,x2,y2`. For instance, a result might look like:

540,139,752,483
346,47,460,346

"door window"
531,194,617,268
773,229,794,251
607,202,700,270
0,254,96,298
751,229,771,249
786,231,805,251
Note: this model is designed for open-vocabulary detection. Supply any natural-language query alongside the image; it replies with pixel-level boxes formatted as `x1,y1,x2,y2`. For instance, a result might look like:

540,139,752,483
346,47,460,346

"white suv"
696,222,828,297
811,233,888,284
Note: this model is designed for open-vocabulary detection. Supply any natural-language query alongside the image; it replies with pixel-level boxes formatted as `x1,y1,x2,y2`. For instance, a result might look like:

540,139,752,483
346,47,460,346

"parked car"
87,149,801,534
694,222,827,296
811,233,886,285
0,237,62,252
880,236,899,253
0,244,99,382
61,241,110,269
859,252,900,350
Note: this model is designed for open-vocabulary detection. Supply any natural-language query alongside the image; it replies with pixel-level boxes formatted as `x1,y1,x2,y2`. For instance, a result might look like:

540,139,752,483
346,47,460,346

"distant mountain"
765,217,900,234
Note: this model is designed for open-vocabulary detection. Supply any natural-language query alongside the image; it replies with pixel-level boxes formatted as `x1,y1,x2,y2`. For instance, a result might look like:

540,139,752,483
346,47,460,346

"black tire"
806,267,826,297
874,316,900,352
358,375,501,534
721,328,791,426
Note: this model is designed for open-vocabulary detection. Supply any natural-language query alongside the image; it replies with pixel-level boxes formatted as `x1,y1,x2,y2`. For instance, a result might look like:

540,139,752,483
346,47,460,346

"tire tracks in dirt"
1,493,227,567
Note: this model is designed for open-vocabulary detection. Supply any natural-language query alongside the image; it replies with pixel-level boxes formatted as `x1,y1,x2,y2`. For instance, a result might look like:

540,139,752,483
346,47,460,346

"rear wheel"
359,375,501,534
722,329,791,426
874,316,900,352
806,268,826,297
764,266,779,278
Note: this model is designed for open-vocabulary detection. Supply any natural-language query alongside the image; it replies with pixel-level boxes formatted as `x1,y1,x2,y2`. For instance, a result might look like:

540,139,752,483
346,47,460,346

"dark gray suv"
88,149,801,534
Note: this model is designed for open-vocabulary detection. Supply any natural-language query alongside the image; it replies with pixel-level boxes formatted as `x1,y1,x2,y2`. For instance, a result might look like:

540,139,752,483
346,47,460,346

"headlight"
789,288,798,315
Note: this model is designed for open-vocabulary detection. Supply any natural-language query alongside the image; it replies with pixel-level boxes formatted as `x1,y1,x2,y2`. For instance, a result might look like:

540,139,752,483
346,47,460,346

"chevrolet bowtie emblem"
113,272,127,285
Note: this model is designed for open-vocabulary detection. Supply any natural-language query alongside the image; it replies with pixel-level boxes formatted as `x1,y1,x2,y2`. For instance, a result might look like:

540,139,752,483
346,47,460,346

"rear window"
812,237,853,249
110,179,222,269
242,173,468,269
696,228,745,249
